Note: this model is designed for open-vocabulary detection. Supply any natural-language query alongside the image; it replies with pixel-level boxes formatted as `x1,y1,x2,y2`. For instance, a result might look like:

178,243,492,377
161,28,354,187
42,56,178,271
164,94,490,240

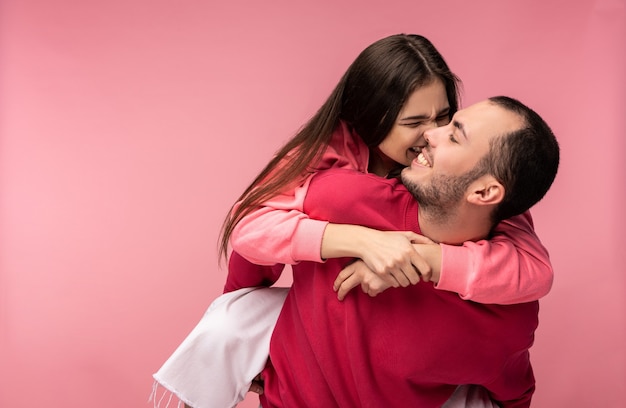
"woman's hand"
333,260,393,300
321,224,434,287
356,229,434,287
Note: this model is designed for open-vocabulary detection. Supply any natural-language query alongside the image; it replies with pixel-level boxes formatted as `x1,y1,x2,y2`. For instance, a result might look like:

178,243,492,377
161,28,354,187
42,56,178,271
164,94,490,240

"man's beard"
401,167,485,222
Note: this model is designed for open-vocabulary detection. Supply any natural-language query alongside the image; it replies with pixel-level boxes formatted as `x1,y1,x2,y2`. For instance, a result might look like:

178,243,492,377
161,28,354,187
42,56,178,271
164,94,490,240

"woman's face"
371,79,450,176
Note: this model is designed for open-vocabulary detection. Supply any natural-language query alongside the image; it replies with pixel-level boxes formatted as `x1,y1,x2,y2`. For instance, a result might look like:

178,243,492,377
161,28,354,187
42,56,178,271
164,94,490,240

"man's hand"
248,374,264,395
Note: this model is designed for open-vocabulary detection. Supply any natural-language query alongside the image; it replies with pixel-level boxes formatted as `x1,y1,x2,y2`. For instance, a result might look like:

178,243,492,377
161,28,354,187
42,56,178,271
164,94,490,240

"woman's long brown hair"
218,34,461,261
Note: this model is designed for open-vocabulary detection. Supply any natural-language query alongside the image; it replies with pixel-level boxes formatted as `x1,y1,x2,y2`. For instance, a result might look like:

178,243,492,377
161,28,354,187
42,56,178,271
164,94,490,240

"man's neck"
418,205,492,245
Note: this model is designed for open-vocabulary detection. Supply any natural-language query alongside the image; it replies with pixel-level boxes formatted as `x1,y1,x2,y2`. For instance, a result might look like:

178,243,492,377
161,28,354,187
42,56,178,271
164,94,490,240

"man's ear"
467,175,504,206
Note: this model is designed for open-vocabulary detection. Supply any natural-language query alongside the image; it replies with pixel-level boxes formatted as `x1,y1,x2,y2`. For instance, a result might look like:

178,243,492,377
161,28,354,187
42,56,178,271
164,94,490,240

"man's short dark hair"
483,96,560,223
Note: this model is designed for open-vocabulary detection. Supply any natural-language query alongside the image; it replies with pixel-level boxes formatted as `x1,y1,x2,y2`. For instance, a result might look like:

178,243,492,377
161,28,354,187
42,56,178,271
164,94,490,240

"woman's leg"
152,287,289,408
441,385,501,408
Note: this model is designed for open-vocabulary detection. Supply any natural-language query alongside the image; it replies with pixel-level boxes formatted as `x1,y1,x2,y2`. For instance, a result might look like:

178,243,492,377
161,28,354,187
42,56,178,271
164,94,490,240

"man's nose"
423,127,437,146
421,120,438,141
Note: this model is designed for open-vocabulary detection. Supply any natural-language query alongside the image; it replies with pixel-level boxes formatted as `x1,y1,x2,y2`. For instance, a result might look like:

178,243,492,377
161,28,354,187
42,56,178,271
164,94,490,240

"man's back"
260,169,538,408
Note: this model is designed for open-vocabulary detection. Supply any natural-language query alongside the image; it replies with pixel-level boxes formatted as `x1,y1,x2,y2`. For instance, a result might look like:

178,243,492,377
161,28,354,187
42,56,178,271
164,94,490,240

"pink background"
1,0,624,407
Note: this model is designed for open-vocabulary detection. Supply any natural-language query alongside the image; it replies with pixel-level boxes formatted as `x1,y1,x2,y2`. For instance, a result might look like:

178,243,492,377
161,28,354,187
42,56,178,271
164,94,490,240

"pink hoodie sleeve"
230,122,370,265
435,211,553,305
230,176,329,265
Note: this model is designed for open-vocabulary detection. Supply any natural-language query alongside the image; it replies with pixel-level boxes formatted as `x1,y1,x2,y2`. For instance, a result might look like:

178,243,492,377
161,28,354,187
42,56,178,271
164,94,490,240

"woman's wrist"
413,243,442,282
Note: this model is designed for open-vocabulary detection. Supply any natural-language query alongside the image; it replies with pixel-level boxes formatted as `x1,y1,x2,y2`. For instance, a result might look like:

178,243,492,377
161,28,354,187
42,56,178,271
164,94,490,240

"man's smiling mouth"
417,152,431,167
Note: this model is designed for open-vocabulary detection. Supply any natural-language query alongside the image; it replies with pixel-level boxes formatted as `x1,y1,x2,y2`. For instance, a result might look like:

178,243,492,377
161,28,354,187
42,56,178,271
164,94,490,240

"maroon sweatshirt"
259,169,538,407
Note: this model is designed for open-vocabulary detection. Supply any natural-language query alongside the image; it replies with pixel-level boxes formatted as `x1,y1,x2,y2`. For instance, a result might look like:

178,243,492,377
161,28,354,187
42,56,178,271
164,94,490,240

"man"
257,96,560,407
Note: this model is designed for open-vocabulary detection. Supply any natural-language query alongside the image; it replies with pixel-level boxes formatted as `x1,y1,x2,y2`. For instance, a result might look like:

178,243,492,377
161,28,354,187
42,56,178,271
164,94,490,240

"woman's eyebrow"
399,113,430,121
400,107,450,121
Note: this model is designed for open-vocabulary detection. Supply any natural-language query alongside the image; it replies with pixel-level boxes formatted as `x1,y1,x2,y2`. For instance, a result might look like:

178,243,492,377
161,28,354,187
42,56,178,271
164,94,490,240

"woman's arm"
229,197,433,286
333,212,552,305
230,177,329,265
433,211,553,304
321,223,433,287
230,122,369,265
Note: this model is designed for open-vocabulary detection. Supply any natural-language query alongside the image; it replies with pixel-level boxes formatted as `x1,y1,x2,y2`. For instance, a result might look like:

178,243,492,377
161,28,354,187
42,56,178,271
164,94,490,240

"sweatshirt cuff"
290,218,329,263
435,243,473,298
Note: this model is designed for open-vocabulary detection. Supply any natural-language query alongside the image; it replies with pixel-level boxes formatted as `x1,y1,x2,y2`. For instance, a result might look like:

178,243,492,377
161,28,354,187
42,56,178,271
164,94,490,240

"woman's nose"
423,119,439,132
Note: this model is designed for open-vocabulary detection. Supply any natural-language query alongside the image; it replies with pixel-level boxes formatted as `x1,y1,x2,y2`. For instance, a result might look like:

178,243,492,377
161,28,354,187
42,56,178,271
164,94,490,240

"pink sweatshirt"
230,122,553,305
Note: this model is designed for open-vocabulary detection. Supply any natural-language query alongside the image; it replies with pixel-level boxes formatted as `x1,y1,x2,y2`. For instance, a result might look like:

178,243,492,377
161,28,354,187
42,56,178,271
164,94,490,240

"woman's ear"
467,175,504,206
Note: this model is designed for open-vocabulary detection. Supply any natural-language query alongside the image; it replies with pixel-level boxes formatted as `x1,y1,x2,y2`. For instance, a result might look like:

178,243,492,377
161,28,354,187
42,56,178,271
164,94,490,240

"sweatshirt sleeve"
230,176,329,265
435,211,553,305
223,251,285,293
230,122,370,265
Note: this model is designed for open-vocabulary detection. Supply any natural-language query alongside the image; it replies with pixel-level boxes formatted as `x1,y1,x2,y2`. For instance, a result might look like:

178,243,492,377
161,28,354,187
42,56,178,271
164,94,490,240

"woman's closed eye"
436,114,450,126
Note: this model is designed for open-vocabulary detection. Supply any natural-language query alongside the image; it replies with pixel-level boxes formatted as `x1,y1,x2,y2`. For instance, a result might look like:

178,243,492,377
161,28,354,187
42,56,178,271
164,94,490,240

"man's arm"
222,251,284,293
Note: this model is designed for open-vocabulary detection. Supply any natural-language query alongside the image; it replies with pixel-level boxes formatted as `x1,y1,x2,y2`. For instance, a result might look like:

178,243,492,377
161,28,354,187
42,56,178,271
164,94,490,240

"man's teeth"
417,153,431,167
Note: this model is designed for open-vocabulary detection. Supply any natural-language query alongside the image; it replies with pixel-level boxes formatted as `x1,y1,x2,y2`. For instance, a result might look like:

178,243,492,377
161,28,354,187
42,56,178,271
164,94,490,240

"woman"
153,34,551,408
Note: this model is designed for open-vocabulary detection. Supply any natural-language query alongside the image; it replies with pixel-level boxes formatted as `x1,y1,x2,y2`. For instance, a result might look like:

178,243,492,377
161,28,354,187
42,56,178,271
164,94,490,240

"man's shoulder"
307,169,408,211
311,168,404,190
304,168,414,228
